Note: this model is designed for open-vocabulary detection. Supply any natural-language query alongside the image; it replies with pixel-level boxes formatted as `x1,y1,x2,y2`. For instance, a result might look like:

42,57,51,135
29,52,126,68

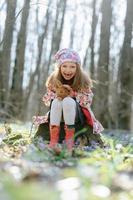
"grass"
0,123,133,200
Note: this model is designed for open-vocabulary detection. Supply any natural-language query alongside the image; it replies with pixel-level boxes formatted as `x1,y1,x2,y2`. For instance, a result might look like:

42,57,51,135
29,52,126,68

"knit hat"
54,48,81,65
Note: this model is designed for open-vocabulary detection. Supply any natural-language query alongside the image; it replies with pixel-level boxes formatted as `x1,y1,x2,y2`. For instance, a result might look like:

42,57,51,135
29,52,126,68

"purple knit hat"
54,48,81,65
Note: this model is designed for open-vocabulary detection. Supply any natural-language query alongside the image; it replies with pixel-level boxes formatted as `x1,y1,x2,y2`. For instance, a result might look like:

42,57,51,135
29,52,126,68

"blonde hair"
46,64,93,92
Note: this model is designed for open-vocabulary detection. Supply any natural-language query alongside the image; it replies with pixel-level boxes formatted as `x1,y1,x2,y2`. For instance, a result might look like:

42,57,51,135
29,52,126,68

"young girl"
34,48,104,150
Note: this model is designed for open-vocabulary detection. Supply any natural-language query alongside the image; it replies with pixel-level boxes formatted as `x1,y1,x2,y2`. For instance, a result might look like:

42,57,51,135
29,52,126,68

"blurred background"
0,0,133,130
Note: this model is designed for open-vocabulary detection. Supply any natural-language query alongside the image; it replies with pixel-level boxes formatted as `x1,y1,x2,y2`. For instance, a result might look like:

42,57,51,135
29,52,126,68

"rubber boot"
65,125,75,151
48,125,60,148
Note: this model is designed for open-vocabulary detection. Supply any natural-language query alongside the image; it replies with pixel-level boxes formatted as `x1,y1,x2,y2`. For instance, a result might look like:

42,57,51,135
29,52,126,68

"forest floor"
0,122,133,200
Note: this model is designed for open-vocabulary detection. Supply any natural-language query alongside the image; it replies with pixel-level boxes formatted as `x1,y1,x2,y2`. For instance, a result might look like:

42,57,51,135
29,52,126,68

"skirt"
34,99,104,147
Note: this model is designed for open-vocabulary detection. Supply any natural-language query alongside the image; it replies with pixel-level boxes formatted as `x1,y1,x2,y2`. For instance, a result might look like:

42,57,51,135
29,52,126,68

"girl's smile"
60,62,77,80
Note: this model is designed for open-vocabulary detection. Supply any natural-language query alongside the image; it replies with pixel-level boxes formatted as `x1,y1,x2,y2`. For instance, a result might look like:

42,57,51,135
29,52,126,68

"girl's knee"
51,98,62,110
63,97,76,109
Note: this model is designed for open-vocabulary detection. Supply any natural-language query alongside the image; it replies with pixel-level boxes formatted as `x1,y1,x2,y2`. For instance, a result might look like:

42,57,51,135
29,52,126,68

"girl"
34,48,104,150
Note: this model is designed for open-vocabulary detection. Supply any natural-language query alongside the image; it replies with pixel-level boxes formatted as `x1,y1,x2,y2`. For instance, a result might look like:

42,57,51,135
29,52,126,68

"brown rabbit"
55,80,71,99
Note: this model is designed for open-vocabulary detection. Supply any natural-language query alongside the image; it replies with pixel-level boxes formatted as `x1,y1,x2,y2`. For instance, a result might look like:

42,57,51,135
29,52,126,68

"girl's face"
60,62,77,80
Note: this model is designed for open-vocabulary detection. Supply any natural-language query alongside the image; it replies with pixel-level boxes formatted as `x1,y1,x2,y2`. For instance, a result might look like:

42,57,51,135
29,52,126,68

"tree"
94,0,112,127
90,0,97,78
69,4,77,49
83,0,98,78
118,0,133,129
10,0,30,118
47,0,67,71
0,0,16,110
24,0,53,117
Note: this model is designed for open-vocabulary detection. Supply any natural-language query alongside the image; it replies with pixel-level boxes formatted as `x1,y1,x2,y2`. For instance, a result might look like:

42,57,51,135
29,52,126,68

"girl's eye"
71,66,76,68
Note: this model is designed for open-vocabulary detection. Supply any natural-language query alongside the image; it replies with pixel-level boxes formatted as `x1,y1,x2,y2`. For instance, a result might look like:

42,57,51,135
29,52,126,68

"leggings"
50,97,76,126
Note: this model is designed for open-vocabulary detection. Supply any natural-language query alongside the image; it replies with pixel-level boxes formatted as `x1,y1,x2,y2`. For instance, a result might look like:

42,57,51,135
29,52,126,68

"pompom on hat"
54,48,81,65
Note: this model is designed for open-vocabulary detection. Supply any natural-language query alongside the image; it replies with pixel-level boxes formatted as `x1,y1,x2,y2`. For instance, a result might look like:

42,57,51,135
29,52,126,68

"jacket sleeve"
76,90,94,108
42,89,56,107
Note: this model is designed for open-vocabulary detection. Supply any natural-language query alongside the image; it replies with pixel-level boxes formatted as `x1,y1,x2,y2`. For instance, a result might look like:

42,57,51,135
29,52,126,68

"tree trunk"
83,0,98,78
90,0,97,78
10,0,30,118
23,0,52,114
94,0,112,127
118,0,133,130
47,0,67,71
0,0,16,110
69,4,77,49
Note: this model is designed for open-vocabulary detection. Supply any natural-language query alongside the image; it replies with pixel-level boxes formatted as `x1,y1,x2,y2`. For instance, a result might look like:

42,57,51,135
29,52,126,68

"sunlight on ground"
0,123,133,200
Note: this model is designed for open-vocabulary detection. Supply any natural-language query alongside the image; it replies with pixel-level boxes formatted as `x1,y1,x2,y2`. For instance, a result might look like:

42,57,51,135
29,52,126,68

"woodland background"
0,0,133,131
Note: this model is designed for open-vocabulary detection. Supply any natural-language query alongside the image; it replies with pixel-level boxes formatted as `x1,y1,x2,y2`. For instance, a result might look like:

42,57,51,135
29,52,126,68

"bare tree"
10,0,30,118
83,0,98,78
90,0,97,78
69,4,77,49
94,0,112,127
118,0,133,130
24,0,53,117
47,0,67,71
0,0,16,110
